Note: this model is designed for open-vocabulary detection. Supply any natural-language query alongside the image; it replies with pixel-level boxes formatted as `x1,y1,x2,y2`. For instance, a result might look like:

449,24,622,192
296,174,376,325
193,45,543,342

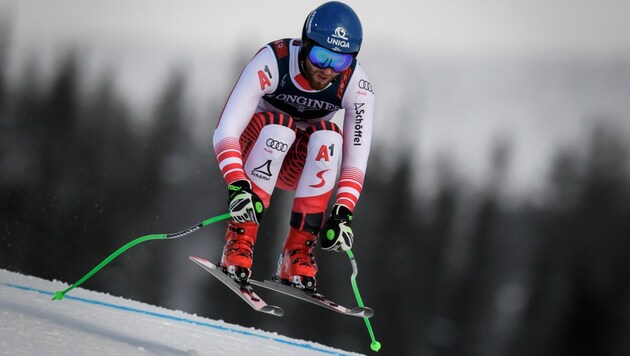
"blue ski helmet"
301,1,363,55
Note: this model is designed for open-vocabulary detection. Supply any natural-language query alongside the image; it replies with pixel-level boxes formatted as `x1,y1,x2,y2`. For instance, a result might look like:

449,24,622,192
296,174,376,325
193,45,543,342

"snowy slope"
0,270,362,355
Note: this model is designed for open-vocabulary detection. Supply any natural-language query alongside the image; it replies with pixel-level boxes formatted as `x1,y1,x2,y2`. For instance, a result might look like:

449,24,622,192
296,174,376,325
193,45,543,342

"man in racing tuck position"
212,1,374,291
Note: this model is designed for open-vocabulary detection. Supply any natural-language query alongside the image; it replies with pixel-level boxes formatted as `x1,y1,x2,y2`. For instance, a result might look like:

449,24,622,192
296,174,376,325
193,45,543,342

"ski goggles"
308,45,354,73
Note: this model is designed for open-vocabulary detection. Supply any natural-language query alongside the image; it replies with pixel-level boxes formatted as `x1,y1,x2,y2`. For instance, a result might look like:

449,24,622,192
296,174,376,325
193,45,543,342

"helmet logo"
306,11,316,34
328,26,351,50
332,27,348,40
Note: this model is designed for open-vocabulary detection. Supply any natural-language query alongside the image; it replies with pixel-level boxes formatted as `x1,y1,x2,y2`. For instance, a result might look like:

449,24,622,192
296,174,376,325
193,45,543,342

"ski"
249,279,374,318
189,256,284,317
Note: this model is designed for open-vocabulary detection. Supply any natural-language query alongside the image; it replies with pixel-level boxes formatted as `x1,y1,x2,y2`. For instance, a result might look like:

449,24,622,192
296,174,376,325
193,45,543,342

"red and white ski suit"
213,38,374,231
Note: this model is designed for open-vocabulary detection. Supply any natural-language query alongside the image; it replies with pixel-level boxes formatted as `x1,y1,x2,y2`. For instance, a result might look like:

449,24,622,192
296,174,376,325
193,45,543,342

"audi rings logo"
266,138,288,152
358,79,374,93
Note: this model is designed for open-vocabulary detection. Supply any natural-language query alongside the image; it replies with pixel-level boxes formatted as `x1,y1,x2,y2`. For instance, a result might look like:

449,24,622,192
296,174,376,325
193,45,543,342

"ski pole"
53,212,231,301
346,249,381,352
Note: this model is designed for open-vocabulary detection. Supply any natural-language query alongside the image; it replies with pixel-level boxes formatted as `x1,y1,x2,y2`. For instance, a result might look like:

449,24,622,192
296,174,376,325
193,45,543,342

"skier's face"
304,58,340,90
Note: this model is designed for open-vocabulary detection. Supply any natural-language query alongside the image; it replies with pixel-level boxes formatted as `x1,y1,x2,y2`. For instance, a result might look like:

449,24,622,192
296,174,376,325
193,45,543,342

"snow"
0,269,362,356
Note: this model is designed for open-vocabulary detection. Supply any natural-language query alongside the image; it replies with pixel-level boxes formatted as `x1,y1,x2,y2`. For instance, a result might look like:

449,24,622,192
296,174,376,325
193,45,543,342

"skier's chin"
310,74,334,90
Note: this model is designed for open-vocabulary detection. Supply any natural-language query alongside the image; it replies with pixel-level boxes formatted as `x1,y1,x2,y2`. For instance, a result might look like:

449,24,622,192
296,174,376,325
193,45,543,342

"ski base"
189,256,284,317
249,279,374,318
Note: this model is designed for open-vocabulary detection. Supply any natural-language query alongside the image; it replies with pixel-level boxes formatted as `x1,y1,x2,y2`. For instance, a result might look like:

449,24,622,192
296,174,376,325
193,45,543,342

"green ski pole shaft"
53,212,231,301
347,249,381,352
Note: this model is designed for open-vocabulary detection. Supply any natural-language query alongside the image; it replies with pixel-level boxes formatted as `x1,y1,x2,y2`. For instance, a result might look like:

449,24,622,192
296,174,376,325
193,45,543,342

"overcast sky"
3,0,630,57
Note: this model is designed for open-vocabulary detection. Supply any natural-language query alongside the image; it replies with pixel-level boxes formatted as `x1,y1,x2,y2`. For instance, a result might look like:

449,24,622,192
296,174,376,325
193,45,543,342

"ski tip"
189,256,212,267
350,307,374,318
263,305,285,317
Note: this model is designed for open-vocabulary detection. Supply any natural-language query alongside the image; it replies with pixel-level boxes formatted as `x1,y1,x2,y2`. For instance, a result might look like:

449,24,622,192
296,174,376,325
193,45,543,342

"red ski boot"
274,227,318,291
220,220,259,283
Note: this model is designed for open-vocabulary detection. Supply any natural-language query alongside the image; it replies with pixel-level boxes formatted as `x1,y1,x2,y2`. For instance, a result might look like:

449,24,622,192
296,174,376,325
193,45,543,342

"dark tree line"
1,36,629,355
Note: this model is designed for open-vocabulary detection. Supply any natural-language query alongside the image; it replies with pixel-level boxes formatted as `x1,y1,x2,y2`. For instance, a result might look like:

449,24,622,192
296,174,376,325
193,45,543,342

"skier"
213,1,374,291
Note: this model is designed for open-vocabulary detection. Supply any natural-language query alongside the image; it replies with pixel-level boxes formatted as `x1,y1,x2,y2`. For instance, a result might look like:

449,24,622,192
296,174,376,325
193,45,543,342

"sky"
2,0,630,196
4,0,630,57
0,269,363,355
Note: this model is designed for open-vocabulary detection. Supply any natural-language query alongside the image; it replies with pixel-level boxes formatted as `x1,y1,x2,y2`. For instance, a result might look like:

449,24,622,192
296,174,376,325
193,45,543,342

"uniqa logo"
332,27,348,40
327,37,350,48
328,26,350,48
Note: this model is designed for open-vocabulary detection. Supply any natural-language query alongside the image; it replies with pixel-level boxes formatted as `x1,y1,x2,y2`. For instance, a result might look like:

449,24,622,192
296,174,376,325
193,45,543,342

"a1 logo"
316,144,334,162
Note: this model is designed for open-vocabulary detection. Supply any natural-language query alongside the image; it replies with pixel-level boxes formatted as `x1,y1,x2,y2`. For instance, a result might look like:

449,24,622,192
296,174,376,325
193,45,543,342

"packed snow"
0,269,362,355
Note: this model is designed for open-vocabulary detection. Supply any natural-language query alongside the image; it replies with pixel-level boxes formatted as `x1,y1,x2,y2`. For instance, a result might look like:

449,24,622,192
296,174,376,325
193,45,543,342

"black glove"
228,180,264,223
320,204,354,252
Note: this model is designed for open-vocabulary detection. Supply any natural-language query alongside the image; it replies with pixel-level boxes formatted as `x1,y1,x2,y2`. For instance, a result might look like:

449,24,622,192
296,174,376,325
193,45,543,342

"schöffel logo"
353,102,365,146
266,138,288,152
251,160,272,181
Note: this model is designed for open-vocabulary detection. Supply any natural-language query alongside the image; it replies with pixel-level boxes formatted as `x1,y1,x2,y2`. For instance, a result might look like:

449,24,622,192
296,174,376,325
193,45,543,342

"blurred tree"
138,68,194,305
525,122,630,356
0,14,8,112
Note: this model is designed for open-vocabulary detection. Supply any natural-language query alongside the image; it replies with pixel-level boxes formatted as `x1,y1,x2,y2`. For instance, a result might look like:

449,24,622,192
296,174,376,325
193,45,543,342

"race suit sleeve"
337,63,375,212
212,46,279,185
